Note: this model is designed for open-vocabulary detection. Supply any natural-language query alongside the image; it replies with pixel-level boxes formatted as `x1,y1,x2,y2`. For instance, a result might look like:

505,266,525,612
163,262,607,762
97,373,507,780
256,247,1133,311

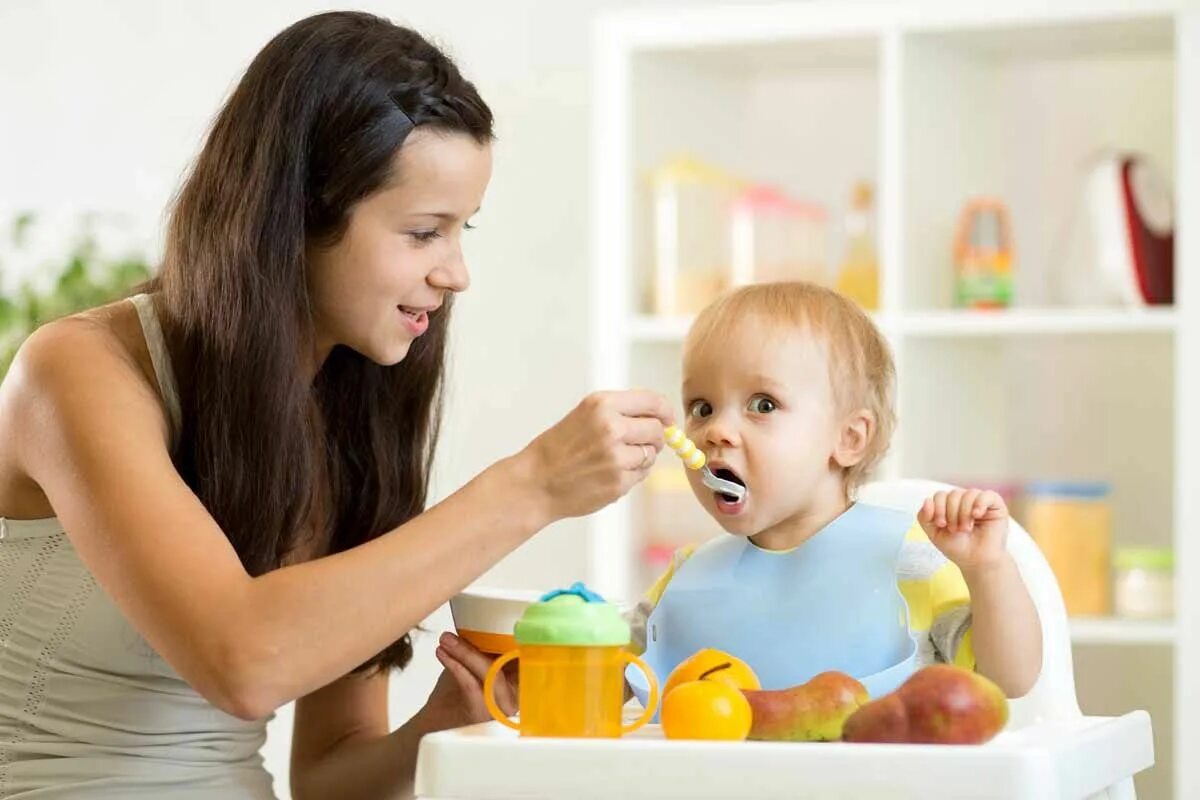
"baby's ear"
833,408,876,469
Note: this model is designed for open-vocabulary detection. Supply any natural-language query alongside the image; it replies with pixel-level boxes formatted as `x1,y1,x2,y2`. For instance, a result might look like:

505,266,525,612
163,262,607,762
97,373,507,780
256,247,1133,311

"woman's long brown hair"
153,11,493,672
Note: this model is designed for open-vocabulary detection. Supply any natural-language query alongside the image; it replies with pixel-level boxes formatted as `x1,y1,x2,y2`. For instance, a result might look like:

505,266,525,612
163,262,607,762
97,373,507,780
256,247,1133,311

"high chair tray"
414,710,1152,800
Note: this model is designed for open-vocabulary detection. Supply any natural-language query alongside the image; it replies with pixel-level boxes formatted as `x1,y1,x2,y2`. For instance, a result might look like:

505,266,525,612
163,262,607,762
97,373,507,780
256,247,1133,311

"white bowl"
449,587,543,655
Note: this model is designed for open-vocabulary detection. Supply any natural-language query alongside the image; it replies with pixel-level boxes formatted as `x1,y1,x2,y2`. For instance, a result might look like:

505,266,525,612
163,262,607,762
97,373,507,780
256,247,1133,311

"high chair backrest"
858,478,1082,727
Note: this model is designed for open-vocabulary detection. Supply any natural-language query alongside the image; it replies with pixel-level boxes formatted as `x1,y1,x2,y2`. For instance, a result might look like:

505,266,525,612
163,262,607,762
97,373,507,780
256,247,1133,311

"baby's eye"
687,400,712,419
748,396,777,414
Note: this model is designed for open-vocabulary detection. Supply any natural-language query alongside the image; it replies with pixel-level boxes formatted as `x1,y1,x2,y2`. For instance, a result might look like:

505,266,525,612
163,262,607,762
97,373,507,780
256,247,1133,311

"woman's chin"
363,340,413,367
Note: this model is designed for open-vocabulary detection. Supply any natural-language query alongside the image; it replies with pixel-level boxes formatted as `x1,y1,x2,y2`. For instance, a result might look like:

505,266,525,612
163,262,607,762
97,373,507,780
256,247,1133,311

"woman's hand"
519,390,675,521
413,633,518,734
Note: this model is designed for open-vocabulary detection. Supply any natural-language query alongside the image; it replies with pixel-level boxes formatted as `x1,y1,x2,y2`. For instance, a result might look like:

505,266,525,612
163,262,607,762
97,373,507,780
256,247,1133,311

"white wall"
0,1,763,795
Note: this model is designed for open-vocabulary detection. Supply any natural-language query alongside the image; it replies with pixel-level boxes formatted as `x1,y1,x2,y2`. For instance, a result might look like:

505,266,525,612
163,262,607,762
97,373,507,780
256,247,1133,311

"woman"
0,11,671,799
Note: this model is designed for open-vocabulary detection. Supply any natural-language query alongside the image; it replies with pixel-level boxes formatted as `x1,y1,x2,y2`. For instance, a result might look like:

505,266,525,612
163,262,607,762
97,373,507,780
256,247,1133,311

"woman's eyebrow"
407,206,482,221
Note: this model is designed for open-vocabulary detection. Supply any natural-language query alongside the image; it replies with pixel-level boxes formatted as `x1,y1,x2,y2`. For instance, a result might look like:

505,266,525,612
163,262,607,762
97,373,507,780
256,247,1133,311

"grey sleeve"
623,597,654,656
930,605,974,665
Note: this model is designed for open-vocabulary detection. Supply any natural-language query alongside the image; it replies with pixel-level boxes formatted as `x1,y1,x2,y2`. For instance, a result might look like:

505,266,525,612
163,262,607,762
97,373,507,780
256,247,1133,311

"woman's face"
307,128,493,366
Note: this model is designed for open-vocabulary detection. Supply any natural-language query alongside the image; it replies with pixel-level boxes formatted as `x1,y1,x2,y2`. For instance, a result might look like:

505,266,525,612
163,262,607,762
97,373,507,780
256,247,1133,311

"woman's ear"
833,408,876,469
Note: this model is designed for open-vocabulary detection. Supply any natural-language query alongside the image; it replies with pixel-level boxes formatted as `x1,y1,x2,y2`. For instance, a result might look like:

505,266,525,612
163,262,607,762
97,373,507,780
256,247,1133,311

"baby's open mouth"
712,468,746,503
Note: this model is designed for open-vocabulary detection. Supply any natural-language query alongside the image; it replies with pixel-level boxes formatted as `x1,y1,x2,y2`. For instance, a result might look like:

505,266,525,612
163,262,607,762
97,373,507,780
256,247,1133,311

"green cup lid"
513,582,630,646
1114,548,1174,572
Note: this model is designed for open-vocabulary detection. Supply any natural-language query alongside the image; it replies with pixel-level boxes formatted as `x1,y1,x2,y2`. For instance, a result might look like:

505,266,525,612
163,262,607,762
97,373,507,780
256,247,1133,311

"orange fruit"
661,679,753,741
663,649,760,700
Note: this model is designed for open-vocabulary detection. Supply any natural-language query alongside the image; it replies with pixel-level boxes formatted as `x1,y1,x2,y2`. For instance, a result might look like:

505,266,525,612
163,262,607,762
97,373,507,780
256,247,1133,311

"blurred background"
1,1,1193,797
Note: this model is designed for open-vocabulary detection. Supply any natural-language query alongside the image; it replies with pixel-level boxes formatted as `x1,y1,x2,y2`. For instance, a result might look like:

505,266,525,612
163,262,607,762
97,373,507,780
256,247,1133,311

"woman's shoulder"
0,298,172,516
13,297,152,376
1,298,167,436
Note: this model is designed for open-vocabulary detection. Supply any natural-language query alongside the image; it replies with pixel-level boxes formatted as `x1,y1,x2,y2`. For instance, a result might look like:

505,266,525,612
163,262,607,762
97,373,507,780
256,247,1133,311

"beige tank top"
0,295,276,798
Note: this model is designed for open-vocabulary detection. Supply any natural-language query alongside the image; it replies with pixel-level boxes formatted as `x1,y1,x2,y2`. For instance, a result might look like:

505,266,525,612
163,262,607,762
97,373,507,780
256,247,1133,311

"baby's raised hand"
918,488,1010,575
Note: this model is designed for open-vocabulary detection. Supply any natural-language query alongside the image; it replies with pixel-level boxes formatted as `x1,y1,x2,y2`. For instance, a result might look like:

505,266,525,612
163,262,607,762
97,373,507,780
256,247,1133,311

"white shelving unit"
629,308,1179,341
589,3,1199,798
1070,617,1178,646
897,308,1180,337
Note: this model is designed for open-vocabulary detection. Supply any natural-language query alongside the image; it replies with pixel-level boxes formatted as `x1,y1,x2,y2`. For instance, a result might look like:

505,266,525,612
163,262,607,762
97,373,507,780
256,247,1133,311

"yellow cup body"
483,644,658,738
518,644,626,737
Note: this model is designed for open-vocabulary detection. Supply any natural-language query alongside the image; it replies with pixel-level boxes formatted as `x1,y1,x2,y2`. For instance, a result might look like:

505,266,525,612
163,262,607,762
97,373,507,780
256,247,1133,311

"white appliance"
1058,153,1174,307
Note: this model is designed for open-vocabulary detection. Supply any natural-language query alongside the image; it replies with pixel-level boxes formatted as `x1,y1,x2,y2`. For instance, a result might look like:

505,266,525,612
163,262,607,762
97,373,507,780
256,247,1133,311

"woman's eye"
409,230,442,244
464,221,477,231
688,400,712,419
748,396,777,414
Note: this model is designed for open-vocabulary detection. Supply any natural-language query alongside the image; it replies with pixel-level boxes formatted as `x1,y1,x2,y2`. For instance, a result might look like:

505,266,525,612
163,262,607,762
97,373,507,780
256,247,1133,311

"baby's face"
681,317,845,537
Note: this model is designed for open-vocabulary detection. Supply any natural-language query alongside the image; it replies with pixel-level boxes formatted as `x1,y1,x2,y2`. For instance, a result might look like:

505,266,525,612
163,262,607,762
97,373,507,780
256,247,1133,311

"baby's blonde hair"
685,282,896,492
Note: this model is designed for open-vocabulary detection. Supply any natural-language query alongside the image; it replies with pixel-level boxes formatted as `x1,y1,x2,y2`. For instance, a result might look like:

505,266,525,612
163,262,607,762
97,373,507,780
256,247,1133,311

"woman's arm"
9,320,671,719
290,633,515,800
290,672,398,800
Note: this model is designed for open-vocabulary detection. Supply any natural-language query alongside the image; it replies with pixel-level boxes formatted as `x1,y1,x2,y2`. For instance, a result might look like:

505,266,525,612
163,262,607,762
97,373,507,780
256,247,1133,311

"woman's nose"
430,246,470,293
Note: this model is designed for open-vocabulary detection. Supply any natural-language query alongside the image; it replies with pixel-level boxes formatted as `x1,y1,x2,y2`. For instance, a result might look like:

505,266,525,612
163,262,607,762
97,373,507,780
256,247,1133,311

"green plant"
0,213,152,377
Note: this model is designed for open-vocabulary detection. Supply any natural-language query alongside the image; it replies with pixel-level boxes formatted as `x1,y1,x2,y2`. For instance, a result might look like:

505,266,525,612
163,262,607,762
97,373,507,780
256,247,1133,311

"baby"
628,282,1042,702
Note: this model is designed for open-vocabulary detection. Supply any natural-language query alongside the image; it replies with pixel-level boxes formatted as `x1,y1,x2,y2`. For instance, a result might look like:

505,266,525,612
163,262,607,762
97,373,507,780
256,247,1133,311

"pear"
843,664,1008,745
741,671,869,742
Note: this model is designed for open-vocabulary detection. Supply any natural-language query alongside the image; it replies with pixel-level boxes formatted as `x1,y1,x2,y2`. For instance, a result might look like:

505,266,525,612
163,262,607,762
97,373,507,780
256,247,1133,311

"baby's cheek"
684,470,710,503
760,468,808,513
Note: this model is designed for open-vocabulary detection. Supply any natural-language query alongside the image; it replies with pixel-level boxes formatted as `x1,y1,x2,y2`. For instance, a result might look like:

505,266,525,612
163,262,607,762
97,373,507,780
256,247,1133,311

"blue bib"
628,503,918,712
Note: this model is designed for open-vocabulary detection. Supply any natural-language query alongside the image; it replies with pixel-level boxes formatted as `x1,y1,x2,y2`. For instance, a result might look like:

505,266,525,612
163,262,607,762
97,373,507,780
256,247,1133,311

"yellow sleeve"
624,543,697,656
896,524,975,669
953,627,976,670
645,543,698,607
929,552,971,620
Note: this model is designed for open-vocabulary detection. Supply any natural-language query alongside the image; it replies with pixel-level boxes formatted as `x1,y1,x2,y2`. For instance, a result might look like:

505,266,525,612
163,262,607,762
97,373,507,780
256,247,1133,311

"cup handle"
620,652,660,734
482,650,521,731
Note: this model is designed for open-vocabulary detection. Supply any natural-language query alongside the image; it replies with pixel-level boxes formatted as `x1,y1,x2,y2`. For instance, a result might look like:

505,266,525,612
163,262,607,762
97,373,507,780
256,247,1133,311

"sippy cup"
482,582,659,737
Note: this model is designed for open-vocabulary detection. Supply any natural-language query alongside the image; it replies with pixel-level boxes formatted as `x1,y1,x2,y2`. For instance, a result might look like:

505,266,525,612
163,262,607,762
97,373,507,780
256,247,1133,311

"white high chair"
413,479,1156,800
858,478,1142,799
858,478,1081,725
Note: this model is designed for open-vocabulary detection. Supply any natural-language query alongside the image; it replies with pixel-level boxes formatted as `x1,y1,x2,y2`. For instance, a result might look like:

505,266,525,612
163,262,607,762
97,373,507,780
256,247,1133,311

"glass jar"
729,184,828,287
834,181,879,310
1113,548,1174,620
1024,481,1111,617
650,156,741,315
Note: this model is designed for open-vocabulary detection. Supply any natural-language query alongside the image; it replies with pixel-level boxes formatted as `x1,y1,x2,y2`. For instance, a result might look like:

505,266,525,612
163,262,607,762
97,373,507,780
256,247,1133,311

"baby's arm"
918,489,1042,697
962,554,1042,696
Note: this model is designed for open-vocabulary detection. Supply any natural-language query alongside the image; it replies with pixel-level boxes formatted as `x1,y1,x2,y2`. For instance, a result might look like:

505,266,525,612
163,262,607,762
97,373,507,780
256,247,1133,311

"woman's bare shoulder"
0,298,169,516
5,298,157,395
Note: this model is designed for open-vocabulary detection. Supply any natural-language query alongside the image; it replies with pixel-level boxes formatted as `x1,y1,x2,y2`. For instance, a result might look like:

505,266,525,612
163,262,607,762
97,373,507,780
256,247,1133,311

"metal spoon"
663,426,747,501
